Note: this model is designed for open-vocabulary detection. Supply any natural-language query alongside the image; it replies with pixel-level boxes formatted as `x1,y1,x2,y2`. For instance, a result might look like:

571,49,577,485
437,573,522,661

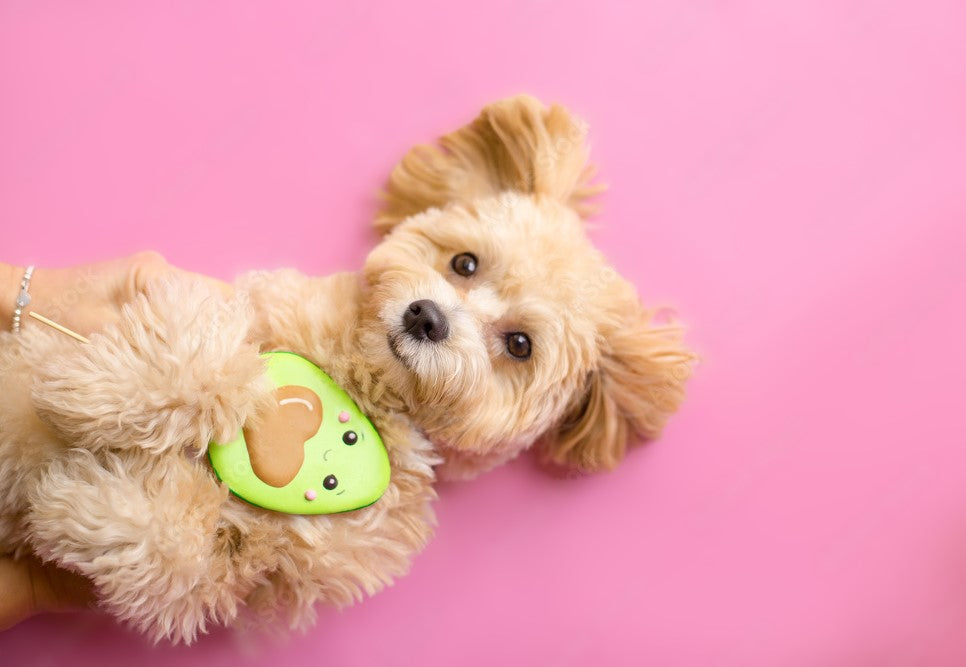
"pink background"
2,1,965,665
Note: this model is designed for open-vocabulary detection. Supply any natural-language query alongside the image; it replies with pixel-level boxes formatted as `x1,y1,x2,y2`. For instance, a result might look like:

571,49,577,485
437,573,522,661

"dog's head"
358,95,693,478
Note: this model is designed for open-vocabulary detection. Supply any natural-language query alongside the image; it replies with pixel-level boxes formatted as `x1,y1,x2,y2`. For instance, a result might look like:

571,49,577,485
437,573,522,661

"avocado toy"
209,351,390,515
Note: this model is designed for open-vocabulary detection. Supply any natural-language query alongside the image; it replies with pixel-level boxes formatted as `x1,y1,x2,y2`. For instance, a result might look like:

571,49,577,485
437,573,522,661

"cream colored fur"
0,95,693,642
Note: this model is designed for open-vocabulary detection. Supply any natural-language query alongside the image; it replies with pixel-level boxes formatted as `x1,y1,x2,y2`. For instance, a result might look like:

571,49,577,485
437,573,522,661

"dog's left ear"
542,307,695,473
375,94,601,233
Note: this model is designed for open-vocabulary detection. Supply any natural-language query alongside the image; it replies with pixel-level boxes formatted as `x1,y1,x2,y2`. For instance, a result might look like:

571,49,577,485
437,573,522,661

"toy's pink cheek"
305,489,317,501
338,411,350,423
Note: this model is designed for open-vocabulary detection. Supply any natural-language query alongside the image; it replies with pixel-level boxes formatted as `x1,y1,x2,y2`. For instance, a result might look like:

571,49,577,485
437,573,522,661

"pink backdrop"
2,1,966,665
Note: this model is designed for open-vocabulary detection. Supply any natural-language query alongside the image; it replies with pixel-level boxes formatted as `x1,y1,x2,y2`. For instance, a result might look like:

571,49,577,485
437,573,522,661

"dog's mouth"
387,333,414,371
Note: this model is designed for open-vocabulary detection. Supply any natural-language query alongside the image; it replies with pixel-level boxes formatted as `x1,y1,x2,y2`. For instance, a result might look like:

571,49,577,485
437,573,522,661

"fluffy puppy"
0,95,692,643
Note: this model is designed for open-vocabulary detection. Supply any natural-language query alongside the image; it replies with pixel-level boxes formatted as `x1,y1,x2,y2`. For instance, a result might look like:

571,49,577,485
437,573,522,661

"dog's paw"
31,276,272,454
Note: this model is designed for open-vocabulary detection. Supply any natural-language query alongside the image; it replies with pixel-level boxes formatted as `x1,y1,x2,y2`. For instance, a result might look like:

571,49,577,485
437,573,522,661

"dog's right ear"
375,94,601,234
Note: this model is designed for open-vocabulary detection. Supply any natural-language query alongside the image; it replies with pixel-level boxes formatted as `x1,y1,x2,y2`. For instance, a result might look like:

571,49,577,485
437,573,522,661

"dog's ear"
375,94,602,233
542,307,694,473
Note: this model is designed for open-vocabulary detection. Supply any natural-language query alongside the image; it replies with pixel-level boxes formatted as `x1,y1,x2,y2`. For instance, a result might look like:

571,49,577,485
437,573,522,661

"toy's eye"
323,475,338,490
506,333,532,360
342,430,358,445
451,252,478,277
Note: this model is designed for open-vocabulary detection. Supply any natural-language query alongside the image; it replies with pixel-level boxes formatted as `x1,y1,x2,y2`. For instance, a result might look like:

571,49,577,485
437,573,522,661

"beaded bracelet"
11,265,34,333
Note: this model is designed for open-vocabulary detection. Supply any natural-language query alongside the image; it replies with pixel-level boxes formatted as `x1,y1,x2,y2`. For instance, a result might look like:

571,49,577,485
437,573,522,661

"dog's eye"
505,332,532,360
451,252,478,277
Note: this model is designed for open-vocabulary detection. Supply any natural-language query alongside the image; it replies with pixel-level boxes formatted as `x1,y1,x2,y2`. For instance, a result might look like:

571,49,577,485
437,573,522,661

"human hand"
2,251,233,337
0,556,94,631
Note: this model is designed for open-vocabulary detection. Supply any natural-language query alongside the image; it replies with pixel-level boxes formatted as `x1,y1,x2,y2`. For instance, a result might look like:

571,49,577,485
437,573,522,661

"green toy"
209,351,390,515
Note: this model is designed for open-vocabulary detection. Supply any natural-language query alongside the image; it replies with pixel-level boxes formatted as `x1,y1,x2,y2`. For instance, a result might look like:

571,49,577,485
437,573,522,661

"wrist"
0,264,23,326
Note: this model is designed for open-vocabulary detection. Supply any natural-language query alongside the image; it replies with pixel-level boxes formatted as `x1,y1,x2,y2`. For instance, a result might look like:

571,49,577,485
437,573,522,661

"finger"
0,557,37,631
172,268,234,299
27,558,95,613
126,253,234,300
0,556,92,631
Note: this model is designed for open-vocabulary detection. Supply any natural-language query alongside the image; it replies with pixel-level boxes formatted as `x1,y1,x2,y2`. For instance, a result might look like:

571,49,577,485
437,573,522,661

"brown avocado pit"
244,385,323,487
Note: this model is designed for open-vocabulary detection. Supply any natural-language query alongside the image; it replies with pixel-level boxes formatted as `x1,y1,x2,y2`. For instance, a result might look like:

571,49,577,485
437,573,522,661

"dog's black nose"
403,299,449,342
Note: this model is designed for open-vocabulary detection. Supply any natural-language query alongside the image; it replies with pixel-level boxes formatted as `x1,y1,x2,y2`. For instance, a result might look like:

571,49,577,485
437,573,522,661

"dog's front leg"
25,449,237,643
236,269,360,357
28,276,272,456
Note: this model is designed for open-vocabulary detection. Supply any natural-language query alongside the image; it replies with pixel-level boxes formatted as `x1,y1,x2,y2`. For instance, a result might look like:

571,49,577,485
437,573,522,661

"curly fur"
0,95,693,642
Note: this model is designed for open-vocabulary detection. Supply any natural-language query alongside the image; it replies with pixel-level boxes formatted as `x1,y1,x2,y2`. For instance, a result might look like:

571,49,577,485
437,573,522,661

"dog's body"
0,96,693,642
0,271,439,641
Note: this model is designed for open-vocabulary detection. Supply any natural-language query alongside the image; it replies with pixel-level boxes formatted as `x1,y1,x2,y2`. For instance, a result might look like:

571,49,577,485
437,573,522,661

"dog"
0,95,693,642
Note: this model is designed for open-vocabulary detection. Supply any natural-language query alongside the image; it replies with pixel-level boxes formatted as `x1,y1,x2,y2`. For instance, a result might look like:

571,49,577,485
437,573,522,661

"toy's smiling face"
209,352,390,515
